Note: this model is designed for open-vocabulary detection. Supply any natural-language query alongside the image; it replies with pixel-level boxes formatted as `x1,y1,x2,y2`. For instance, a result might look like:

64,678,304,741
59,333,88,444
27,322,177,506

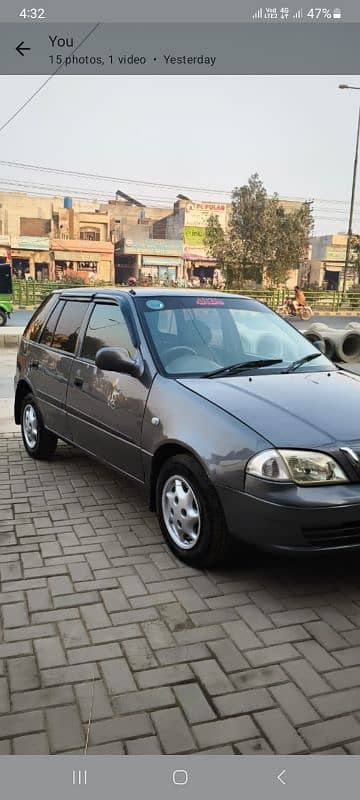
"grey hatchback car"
14,287,360,566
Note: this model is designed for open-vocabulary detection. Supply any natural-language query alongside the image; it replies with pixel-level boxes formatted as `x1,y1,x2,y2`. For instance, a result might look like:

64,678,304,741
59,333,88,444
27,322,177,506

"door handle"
74,377,84,388
29,360,39,369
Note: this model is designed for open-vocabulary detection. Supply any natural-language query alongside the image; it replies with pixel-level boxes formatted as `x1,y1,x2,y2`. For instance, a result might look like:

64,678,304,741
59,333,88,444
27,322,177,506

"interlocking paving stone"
12,686,74,712
311,688,360,719
269,683,319,725
299,716,360,750
193,716,259,748
46,706,85,752
190,659,234,695
2,437,360,755
75,680,113,722
213,688,274,717
13,732,50,754
173,683,216,725
34,637,67,668
101,658,136,694
89,714,153,745
8,656,40,692
112,687,175,714
254,709,307,754
151,707,196,753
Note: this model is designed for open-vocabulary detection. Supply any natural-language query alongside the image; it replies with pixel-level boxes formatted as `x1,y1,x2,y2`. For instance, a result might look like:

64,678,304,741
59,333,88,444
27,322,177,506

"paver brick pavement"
2,435,360,754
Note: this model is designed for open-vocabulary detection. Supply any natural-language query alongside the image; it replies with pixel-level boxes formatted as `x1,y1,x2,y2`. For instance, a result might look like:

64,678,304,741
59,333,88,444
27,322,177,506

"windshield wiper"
204,358,283,378
284,352,322,373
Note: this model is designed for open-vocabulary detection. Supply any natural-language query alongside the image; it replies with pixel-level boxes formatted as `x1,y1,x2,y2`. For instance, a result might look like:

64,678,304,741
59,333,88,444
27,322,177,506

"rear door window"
39,301,65,347
23,294,59,342
51,301,89,354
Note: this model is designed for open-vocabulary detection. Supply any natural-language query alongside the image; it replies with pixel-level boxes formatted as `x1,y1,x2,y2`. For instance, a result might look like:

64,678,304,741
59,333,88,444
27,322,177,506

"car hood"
178,369,360,447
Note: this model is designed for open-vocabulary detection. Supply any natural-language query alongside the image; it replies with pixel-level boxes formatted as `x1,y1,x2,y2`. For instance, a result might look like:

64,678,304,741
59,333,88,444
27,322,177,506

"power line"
0,157,359,213
0,24,101,136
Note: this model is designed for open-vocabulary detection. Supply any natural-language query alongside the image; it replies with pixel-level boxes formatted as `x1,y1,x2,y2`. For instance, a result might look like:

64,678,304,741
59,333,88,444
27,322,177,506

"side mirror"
313,339,326,355
95,346,144,377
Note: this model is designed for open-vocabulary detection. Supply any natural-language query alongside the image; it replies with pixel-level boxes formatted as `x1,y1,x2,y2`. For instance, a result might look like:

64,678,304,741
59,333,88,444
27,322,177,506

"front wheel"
0,309,7,326
300,306,312,320
156,454,230,567
21,394,58,459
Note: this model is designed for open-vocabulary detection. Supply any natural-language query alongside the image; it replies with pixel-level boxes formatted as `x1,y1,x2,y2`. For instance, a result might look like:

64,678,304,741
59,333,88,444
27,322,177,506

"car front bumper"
216,476,360,553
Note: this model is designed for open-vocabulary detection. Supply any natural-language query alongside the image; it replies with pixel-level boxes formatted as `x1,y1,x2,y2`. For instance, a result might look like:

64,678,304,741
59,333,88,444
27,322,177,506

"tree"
205,173,313,287
351,235,360,285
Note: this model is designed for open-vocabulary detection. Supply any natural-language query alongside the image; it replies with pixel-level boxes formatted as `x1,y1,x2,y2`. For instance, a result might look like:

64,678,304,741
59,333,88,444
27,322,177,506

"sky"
0,74,359,235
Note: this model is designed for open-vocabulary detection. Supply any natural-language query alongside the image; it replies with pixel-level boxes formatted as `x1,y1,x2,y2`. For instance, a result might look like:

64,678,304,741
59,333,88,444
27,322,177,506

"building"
0,191,102,239
115,237,183,283
101,190,172,244
308,234,357,290
152,196,228,282
0,193,115,281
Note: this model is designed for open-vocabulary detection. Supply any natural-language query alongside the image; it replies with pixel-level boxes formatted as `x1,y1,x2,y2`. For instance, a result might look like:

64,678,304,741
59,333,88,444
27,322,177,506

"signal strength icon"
293,9,303,18
252,8,263,19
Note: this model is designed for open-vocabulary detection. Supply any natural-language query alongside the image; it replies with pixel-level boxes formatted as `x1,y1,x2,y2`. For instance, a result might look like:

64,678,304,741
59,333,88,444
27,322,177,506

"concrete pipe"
307,323,330,332
346,322,360,330
327,329,360,362
303,329,335,360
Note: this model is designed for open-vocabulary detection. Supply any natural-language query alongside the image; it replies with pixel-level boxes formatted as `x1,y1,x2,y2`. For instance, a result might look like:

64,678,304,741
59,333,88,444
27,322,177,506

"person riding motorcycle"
290,286,306,316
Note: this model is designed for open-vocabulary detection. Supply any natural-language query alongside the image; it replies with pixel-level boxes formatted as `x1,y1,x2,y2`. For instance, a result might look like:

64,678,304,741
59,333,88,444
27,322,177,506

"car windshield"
135,294,333,377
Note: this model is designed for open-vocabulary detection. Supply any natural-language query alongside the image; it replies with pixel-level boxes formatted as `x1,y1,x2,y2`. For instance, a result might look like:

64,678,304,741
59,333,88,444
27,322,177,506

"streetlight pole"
339,84,360,297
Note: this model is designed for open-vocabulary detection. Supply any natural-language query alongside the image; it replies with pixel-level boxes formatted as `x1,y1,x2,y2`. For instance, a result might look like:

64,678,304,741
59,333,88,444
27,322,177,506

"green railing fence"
10,279,360,313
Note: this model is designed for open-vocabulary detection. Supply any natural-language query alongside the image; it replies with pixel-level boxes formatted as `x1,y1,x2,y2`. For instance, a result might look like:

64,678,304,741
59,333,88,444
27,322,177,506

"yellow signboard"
184,226,206,246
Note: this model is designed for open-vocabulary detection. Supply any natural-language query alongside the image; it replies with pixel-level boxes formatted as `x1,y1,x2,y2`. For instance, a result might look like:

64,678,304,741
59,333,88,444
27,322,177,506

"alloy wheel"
161,474,201,550
23,403,38,449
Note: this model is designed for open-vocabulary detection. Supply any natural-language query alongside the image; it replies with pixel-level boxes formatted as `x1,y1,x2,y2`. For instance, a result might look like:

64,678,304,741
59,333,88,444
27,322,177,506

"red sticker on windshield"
196,298,224,306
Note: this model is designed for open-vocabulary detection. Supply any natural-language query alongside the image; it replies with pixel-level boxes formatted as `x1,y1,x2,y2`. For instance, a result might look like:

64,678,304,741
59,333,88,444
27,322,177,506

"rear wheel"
21,394,58,459
300,306,312,321
0,309,7,326
156,454,230,567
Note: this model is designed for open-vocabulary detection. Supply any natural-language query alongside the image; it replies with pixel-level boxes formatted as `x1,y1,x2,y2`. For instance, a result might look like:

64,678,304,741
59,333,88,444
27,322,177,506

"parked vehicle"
14,288,360,566
278,298,313,320
0,262,13,325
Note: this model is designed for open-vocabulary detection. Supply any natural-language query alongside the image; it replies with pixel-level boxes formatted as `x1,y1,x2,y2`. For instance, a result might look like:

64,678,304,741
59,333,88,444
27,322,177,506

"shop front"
140,256,182,283
183,248,216,284
51,239,114,282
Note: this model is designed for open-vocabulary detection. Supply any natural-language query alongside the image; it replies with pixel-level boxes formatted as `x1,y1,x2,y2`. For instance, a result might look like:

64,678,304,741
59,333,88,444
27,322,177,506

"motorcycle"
277,298,313,321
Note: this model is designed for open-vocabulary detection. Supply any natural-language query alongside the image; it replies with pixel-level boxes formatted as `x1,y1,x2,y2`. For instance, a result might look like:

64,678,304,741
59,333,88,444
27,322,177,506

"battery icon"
333,8,342,18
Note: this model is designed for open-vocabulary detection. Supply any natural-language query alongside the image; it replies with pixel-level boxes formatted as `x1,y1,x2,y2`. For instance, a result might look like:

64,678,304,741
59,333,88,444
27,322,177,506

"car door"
66,298,151,480
28,298,89,439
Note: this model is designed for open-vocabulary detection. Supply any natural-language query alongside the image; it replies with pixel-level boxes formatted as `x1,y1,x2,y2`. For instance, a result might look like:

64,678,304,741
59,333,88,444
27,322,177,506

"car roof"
56,287,250,300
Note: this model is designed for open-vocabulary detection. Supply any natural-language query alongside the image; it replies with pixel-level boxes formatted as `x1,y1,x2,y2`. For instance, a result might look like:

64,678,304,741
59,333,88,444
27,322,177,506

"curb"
0,329,23,348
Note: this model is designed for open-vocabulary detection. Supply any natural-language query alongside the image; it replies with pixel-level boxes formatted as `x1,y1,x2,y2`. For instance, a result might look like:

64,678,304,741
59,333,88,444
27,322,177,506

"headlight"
246,448,348,485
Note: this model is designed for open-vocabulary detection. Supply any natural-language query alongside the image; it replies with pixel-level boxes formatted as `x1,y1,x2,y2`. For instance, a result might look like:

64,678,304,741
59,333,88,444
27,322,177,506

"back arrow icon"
277,769,286,786
16,41,31,56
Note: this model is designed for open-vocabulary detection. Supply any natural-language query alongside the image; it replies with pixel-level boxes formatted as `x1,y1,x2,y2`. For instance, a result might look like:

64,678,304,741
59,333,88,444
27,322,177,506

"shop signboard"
183,226,206,246
11,236,49,251
143,257,182,266
184,201,227,229
124,238,183,256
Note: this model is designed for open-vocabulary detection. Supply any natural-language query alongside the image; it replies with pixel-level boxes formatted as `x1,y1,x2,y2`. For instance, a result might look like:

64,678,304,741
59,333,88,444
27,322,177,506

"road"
291,315,360,332
7,309,32,328
6,310,360,330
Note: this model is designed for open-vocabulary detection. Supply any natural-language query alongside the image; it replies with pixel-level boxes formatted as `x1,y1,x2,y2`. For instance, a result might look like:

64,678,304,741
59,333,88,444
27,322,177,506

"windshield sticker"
146,299,165,310
196,297,225,306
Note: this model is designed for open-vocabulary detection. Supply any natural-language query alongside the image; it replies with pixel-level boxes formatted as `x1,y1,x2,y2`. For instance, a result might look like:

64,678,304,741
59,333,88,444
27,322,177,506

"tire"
0,309,7,326
300,306,312,321
156,454,230,567
21,393,58,460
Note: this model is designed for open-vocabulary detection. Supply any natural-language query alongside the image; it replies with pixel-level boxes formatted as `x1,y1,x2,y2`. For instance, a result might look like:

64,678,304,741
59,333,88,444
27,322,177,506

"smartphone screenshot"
0,0,360,797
